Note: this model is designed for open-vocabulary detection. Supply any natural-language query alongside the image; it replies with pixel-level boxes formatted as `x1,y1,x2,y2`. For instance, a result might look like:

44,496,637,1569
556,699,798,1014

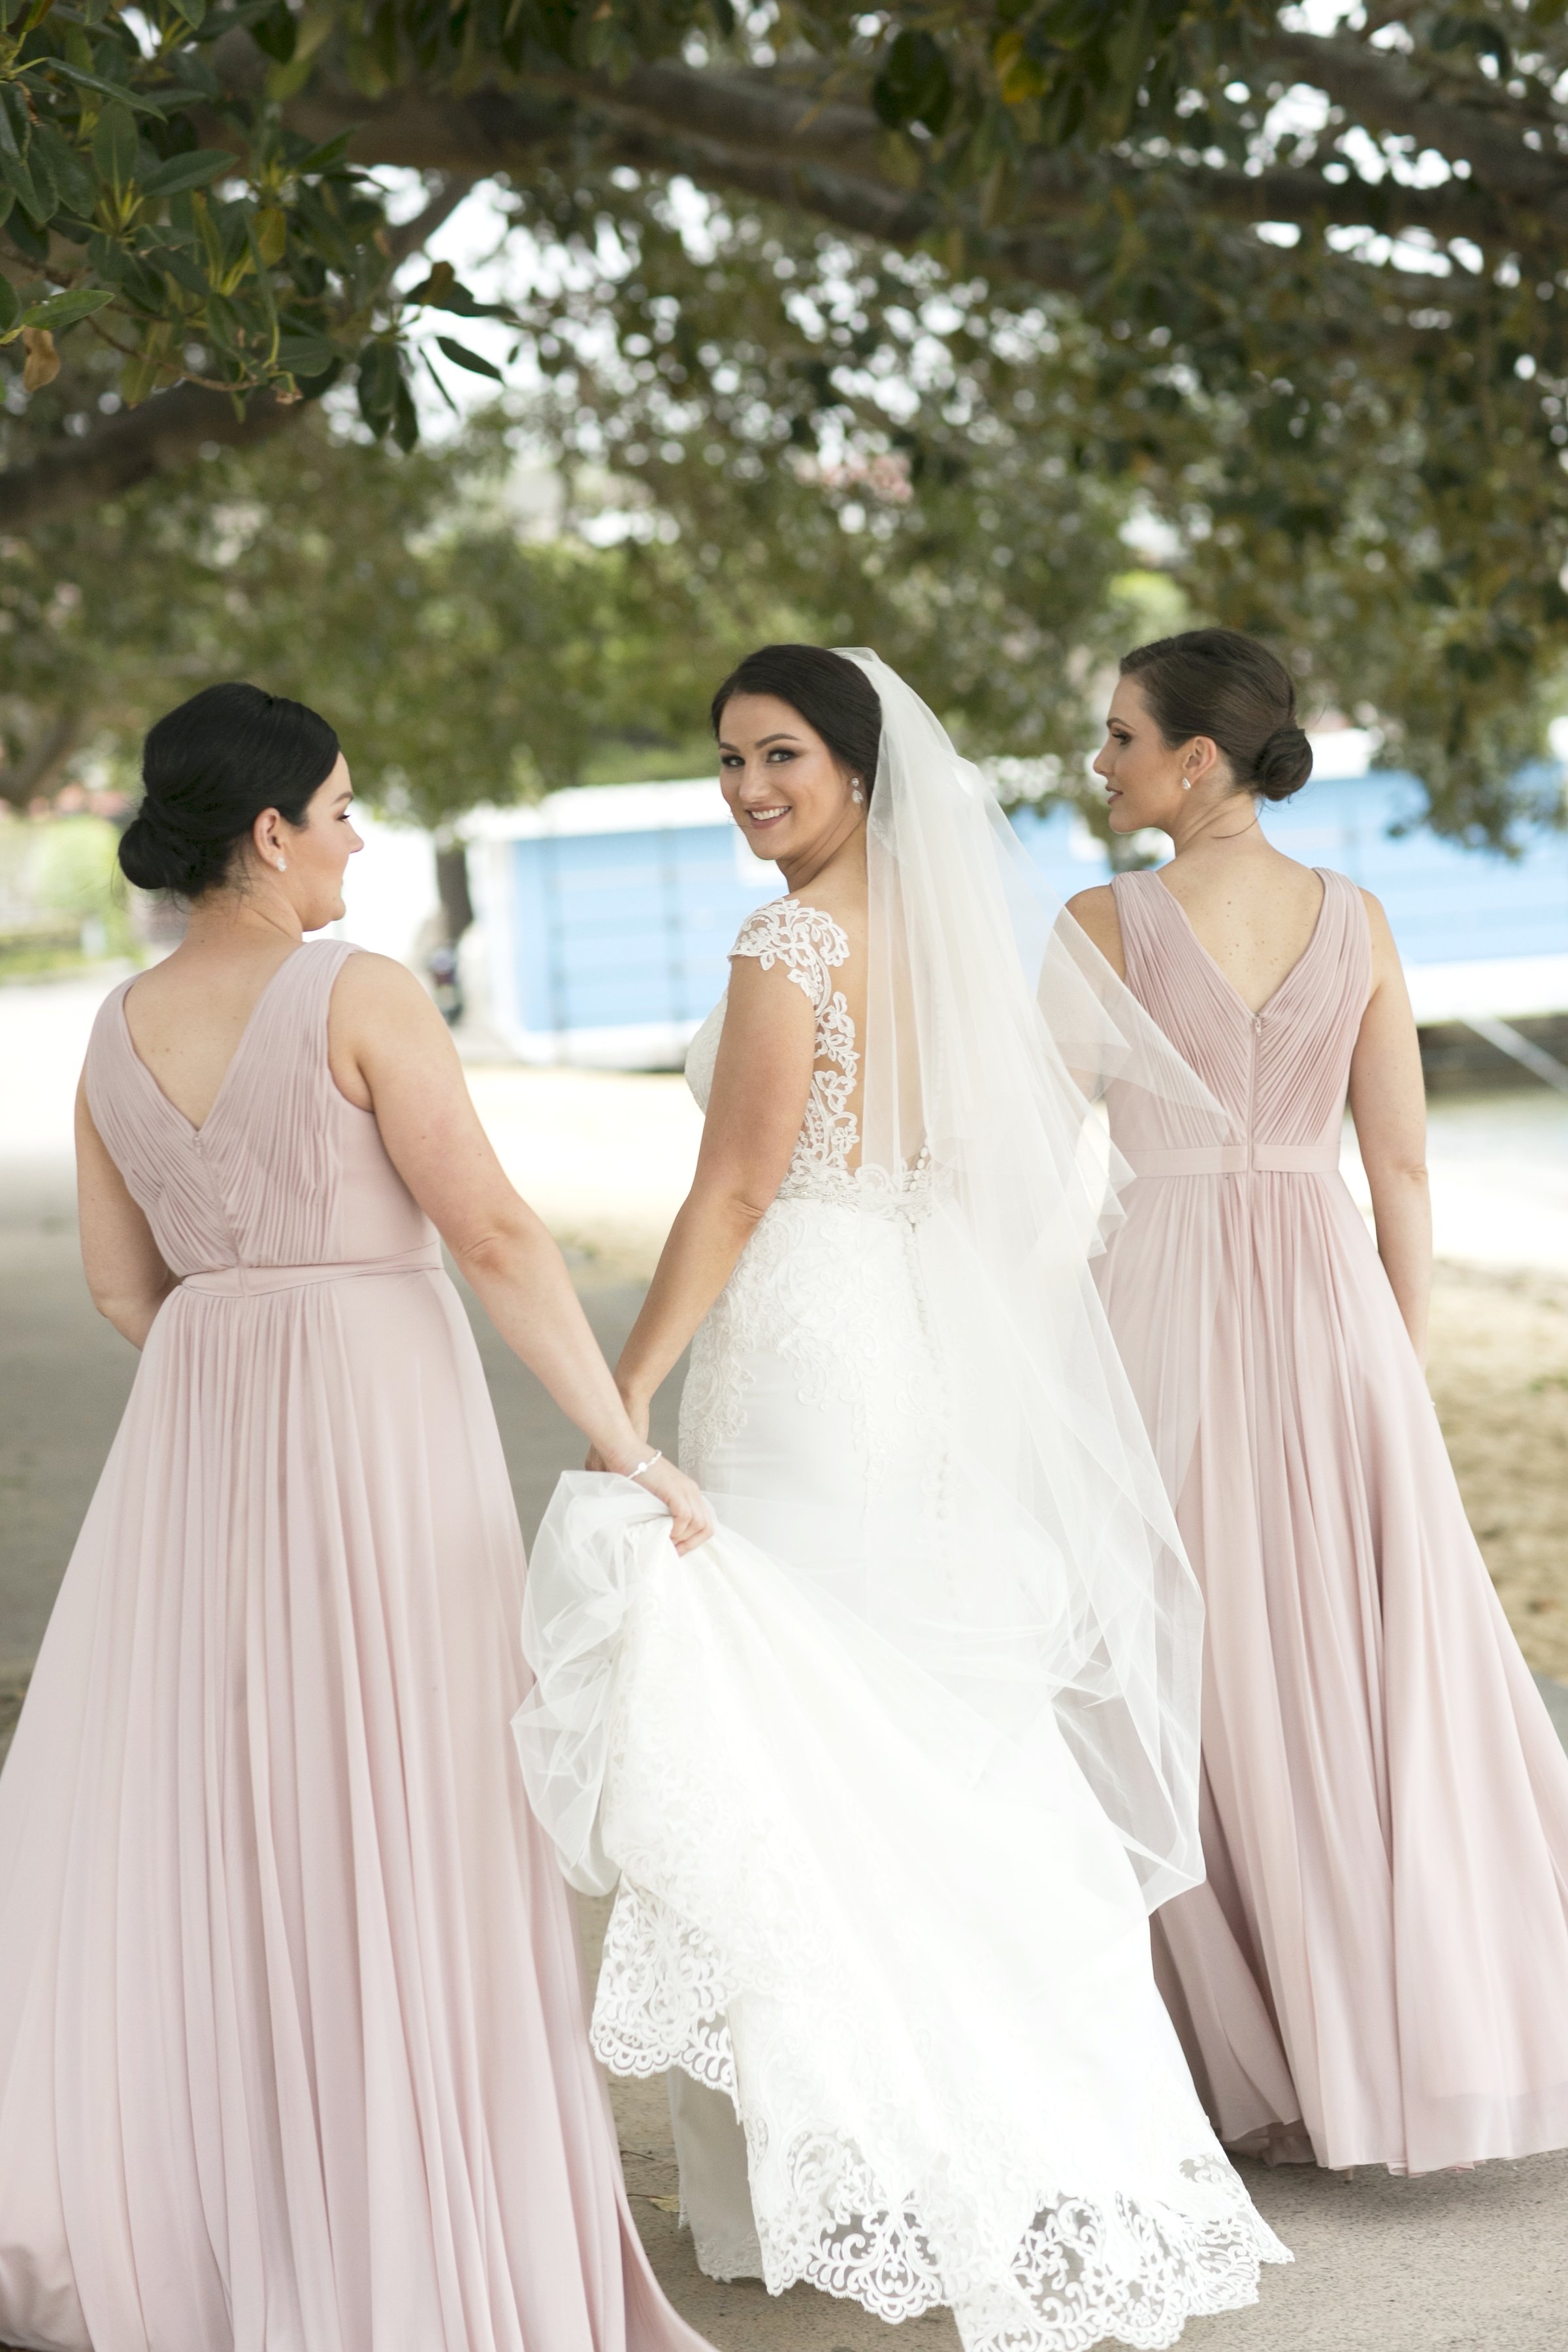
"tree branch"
1254,27,1568,210
0,382,298,531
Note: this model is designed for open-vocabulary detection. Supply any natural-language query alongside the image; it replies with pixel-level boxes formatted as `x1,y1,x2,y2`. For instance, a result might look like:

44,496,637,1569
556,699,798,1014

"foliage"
1,376,1152,824
6,4,1568,835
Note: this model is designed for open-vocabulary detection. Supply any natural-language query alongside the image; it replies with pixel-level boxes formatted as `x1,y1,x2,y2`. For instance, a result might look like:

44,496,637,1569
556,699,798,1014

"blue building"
466,755,1568,1067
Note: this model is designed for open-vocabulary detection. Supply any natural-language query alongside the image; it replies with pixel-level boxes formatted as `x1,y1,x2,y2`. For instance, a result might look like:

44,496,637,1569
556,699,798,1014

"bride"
515,647,1288,2350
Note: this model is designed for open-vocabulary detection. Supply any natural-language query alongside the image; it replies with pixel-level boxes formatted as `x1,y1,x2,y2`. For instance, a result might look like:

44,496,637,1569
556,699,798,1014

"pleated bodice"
86,942,435,1280
1107,866,1368,1173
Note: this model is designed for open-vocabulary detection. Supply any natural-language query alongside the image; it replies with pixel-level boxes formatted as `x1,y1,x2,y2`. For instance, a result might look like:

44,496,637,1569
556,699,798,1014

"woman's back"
1108,864,1367,1164
91,942,434,1279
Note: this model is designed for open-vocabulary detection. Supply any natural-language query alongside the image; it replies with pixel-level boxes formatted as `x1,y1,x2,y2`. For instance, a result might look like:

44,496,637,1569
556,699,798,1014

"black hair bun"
1253,723,1313,802
117,799,229,897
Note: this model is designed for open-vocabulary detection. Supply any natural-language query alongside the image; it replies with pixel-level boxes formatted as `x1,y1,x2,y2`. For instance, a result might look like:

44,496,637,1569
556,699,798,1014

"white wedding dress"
518,887,1288,2352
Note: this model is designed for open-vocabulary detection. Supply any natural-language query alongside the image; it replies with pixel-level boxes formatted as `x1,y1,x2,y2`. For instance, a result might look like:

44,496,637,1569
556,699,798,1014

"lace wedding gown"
518,896,1287,2352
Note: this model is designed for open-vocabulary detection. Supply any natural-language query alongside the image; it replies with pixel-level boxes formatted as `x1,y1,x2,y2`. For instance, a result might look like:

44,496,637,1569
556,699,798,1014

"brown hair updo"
1119,628,1312,803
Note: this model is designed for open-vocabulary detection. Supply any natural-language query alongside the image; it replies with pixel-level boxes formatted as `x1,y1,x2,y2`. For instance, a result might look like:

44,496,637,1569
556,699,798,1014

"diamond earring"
1181,777,1192,792
851,779,865,805
276,857,287,871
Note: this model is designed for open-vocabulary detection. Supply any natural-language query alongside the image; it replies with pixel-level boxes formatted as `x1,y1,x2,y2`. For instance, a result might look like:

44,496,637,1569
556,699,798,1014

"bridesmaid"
1070,627,1568,2177
0,684,714,2352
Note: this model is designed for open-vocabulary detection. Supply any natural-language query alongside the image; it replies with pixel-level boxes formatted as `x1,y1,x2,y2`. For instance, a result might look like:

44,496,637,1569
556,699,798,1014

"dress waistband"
1127,1141,1341,1178
181,1241,442,1297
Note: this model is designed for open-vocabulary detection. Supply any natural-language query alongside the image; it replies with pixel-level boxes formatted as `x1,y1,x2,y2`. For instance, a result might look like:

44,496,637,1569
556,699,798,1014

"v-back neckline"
1151,868,1330,1022
119,945,306,1137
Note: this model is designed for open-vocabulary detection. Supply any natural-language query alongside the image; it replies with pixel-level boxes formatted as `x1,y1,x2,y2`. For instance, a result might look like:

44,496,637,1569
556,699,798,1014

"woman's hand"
631,1457,715,1555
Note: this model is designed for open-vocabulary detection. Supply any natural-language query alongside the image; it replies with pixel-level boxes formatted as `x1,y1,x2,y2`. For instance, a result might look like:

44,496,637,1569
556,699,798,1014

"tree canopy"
5,3,1568,838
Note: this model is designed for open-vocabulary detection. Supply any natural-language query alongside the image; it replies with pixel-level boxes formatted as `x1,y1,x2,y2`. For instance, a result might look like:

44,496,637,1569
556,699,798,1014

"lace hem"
593,1881,1288,2352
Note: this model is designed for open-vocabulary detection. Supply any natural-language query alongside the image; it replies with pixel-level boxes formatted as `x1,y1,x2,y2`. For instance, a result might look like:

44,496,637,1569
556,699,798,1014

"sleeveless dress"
1098,867,1568,2175
0,943,709,2352
515,897,1288,2352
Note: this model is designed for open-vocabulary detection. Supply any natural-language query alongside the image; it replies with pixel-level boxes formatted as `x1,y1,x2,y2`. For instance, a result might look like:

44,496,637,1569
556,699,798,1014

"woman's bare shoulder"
330,948,448,1051
1064,884,1122,969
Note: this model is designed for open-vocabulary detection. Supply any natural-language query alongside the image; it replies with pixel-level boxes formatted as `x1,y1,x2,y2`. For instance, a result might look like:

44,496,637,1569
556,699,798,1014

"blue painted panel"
510,825,776,1036
507,777,1567,1043
1261,775,1568,963
1013,776,1568,968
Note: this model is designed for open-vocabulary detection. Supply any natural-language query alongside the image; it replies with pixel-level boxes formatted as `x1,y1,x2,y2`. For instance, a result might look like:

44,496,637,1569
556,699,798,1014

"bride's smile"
717,689,868,887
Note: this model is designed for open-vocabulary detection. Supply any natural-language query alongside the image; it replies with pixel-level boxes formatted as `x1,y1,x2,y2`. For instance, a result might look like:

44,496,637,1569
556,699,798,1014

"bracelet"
627,1449,663,1482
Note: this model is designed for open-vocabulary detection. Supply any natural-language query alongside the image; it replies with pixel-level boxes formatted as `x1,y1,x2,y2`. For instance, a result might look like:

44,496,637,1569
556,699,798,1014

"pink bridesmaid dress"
1096,866,1568,2176
0,943,708,2352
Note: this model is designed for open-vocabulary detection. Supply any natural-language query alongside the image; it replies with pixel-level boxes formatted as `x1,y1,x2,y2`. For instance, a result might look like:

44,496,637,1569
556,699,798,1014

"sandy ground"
1429,1262,1568,1679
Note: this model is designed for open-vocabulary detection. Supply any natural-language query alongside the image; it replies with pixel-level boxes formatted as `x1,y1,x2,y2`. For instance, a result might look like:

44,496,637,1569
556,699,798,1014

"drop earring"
851,778,865,806
276,857,288,871
1181,776,1192,792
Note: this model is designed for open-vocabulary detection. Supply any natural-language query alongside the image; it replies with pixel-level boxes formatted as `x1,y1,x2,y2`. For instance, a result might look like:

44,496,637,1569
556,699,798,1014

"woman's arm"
76,1078,177,1348
608,954,816,1435
1346,891,1432,1363
333,954,712,1549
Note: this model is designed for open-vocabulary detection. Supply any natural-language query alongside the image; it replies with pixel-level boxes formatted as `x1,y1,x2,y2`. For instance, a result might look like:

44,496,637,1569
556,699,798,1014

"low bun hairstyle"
1119,628,1313,803
119,682,340,898
710,644,882,792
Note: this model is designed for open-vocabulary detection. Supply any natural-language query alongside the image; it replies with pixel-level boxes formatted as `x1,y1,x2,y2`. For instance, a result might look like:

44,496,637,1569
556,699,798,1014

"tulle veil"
516,647,1229,1916
840,649,1227,1908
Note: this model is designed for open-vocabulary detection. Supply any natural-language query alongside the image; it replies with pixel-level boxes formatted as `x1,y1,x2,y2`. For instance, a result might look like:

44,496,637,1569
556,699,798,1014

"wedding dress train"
519,842,1288,2351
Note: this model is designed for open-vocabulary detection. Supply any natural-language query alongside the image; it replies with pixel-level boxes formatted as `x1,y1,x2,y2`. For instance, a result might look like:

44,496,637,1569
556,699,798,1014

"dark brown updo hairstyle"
710,644,882,794
1119,627,1312,802
119,682,340,898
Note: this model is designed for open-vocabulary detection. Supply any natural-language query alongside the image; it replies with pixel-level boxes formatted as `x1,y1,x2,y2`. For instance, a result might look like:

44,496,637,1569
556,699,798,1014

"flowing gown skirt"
518,1197,1288,2352
0,943,706,2352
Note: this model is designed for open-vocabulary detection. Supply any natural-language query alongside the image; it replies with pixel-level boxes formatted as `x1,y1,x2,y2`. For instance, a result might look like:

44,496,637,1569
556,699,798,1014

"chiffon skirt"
0,1268,699,2352
1106,1166,1568,2173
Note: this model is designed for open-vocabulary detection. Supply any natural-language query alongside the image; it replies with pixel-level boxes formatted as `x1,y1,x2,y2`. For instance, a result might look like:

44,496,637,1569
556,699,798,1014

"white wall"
328,813,441,969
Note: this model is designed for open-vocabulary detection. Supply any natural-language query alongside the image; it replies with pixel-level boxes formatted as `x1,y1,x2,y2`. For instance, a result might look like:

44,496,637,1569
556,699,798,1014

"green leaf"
31,125,97,219
356,338,400,430
250,1,296,62
139,150,232,200
0,86,28,165
92,105,139,200
0,274,18,336
22,128,59,222
423,349,461,416
292,131,354,176
0,152,44,221
50,61,167,117
434,333,502,381
170,0,207,24
392,374,419,451
276,327,337,376
20,284,116,331
873,29,953,136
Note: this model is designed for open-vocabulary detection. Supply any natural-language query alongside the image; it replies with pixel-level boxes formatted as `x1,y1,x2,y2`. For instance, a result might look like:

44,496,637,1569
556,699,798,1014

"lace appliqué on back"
680,896,942,1484
731,899,859,1202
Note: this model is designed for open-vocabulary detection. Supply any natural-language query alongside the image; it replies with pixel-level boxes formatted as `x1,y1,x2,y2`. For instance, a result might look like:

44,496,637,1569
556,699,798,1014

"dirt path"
1429,1262,1568,1679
